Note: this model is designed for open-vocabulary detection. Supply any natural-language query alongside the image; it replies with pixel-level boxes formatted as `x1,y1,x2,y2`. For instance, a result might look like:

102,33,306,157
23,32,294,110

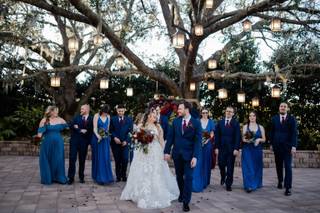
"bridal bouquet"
132,128,155,154
202,131,212,146
244,130,255,143
32,135,42,146
98,128,108,143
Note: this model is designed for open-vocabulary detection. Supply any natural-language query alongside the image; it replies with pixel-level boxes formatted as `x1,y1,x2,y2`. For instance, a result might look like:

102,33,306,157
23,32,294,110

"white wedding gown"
120,126,179,209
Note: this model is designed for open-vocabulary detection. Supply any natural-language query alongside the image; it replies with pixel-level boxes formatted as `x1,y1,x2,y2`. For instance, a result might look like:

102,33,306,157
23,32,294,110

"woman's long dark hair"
247,111,258,126
142,108,156,127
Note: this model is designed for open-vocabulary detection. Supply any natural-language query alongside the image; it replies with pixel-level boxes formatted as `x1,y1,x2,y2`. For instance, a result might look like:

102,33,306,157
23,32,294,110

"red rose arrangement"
132,128,155,154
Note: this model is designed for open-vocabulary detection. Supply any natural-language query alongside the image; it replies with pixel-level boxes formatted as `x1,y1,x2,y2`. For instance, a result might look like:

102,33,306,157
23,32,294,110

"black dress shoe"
226,186,232,191
67,179,74,185
122,177,127,182
285,188,292,196
183,203,190,212
116,178,121,182
246,188,252,193
79,179,85,184
277,183,283,189
178,196,183,203
220,178,225,186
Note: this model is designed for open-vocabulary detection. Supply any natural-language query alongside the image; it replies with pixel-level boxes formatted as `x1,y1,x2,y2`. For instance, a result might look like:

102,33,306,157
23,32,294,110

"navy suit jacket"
159,115,169,141
164,116,202,161
270,114,298,150
215,118,241,153
70,115,93,143
110,115,133,144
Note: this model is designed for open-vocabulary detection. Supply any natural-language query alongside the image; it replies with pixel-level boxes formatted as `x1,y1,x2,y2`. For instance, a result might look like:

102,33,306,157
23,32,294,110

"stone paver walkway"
0,156,319,213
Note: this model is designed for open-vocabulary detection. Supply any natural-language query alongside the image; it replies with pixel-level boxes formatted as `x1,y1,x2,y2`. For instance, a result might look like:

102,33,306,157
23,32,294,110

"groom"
164,101,202,212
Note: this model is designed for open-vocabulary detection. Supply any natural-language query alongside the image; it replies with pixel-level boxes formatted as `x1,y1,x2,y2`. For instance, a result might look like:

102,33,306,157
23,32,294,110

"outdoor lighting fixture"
126,87,133,96
115,55,125,68
208,58,217,69
194,24,204,36
68,36,79,53
237,91,246,103
252,97,259,107
93,34,103,46
172,32,184,49
271,85,281,98
205,0,213,9
189,82,196,91
50,76,61,87
99,78,109,89
242,19,252,32
208,81,215,90
218,88,228,99
270,18,281,32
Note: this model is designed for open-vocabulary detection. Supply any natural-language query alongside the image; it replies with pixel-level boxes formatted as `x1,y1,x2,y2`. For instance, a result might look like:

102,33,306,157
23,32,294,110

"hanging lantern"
189,82,196,91
252,97,259,107
270,18,281,32
172,32,185,48
208,58,217,69
237,91,246,103
115,55,125,68
271,85,281,98
242,19,252,32
194,24,204,36
99,78,109,89
126,87,133,96
218,88,228,99
208,81,215,90
205,0,213,9
153,94,160,100
50,76,61,87
68,36,79,53
93,34,103,46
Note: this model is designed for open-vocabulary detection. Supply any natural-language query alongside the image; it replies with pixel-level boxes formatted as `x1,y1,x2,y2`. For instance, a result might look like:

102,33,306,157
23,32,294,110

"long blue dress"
192,119,215,192
241,125,263,191
91,116,114,184
38,123,68,185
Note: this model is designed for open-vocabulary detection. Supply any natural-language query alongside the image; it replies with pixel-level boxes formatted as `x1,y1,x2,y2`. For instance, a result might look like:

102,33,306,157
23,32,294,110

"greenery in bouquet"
98,128,108,143
244,130,255,143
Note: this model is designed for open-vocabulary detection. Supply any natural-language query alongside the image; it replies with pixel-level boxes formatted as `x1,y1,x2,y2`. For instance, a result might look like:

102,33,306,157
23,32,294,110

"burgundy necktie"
281,116,285,125
120,117,124,125
226,120,230,127
183,119,187,132
82,116,87,127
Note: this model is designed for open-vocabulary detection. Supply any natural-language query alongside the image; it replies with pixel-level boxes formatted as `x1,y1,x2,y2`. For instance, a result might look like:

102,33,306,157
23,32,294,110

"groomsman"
68,104,93,184
110,104,133,182
155,105,169,141
164,101,202,212
270,102,298,196
215,106,241,191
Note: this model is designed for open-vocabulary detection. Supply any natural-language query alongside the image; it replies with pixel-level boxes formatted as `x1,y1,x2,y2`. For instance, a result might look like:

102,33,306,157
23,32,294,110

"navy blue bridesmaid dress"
91,116,114,184
241,125,263,191
38,123,68,185
192,119,215,192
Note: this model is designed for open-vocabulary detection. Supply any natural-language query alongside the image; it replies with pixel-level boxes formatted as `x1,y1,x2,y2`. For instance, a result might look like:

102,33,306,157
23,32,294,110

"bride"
120,108,179,209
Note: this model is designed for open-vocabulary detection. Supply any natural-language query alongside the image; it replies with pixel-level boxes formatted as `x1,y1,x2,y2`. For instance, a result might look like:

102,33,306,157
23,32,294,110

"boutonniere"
187,121,194,129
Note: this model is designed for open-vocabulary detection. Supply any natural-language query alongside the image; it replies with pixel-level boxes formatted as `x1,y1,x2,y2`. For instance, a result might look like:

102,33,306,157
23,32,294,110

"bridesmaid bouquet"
244,130,255,143
98,128,108,143
132,128,155,154
202,131,211,146
32,135,42,146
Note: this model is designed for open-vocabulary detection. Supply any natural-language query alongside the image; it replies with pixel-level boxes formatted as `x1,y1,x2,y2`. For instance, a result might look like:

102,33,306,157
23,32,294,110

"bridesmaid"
37,106,68,185
91,104,114,184
241,111,266,193
192,108,215,192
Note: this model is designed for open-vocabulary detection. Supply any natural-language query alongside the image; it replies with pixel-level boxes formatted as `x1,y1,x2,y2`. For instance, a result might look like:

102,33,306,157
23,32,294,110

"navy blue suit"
270,114,297,189
164,116,202,204
215,118,241,188
110,115,133,180
159,115,169,141
68,115,93,181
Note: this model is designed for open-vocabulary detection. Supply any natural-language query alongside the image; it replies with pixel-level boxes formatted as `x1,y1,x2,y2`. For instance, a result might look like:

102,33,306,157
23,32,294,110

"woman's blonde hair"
44,106,58,125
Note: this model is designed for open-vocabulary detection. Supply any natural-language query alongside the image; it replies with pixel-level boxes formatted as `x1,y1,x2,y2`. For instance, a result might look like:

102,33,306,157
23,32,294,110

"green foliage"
0,105,44,140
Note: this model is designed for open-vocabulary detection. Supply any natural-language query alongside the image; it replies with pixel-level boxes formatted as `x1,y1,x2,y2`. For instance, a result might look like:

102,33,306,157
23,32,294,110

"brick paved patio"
0,156,319,213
